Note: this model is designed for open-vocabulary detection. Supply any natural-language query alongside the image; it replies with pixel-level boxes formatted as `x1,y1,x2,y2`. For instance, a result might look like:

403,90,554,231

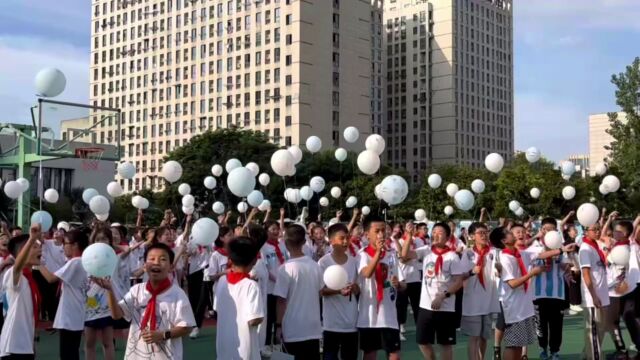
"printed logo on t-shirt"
424,261,436,279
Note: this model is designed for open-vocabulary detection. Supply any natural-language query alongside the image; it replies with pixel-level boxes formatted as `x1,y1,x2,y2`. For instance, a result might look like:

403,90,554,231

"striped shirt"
531,244,569,300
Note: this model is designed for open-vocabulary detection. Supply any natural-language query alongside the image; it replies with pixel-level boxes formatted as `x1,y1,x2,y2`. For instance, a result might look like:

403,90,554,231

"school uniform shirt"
214,277,264,360
249,258,269,347
119,282,196,360
41,239,66,274
414,246,464,312
53,257,89,331
260,242,286,294
0,255,13,305
127,240,146,275
499,249,538,325
0,268,35,356
392,238,424,284
185,241,209,275
460,248,500,316
207,250,228,286
607,244,639,297
447,236,466,252
579,241,610,308
356,249,404,329
528,244,570,301
318,253,359,333
633,243,640,285
86,281,111,321
273,256,324,343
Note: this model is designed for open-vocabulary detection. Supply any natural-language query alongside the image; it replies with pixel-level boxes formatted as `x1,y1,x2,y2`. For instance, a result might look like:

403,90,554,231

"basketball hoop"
75,147,104,171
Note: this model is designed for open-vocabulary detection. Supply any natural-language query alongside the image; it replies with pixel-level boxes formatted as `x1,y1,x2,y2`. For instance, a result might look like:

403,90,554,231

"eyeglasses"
474,231,488,235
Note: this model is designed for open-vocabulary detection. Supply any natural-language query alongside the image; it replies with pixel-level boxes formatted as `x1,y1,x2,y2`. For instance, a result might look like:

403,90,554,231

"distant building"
588,112,626,173
565,154,589,178
61,117,95,143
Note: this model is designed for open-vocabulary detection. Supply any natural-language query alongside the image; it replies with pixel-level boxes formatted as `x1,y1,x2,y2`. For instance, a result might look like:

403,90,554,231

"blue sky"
1,0,639,162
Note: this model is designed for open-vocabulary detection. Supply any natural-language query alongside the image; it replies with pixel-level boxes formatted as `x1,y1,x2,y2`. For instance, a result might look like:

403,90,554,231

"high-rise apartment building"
384,0,513,182
589,112,626,173
90,0,373,192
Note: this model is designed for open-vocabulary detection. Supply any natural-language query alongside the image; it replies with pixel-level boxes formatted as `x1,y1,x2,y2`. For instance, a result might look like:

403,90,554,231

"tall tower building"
383,0,513,182
90,0,373,192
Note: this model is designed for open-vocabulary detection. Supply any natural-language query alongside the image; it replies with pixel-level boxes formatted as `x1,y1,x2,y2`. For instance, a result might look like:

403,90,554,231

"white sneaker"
570,304,583,313
260,346,272,358
400,324,406,334
400,333,407,341
189,327,199,339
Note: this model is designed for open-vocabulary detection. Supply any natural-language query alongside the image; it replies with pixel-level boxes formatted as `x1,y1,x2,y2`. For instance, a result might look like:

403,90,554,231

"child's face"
312,227,325,242
95,233,110,245
511,226,525,241
568,227,577,238
367,222,386,248
614,224,629,241
63,238,78,258
158,230,172,245
502,232,516,247
234,226,243,236
27,241,42,266
431,226,448,247
268,224,280,240
222,231,233,244
144,248,173,281
416,226,426,236
0,235,8,253
585,225,601,241
471,227,488,246
330,230,348,250
111,228,122,243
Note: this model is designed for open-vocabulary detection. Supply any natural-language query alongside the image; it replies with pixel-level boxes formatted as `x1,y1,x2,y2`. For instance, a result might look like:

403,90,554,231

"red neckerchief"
22,268,41,325
348,243,357,257
583,237,607,266
502,247,528,292
516,243,528,251
350,236,361,249
417,234,428,246
431,246,452,276
614,239,630,248
227,270,251,284
473,245,491,289
267,239,284,264
215,246,228,257
448,236,458,251
140,278,172,331
364,245,387,311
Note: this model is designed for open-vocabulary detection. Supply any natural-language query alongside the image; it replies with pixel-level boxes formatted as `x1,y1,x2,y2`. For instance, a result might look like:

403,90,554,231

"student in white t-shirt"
318,223,360,360
358,215,405,360
400,222,464,360
393,222,422,340
274,224,323,360
38,229,89,360
260,218,286,350
39,225,66,322
0,224,43,360
214,236,265,360
94,242,195,360
579,223,610,360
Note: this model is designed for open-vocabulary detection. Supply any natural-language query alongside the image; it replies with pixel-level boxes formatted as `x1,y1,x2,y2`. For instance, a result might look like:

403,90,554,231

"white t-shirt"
318,253,359,332
249,258,269,347
356,249,404,329
214,277,264,360
415,246,464,312
393,238,423,283
206,250,228,284
273,256,323,342
186,242,209,275
119,283,196,360
86,281,111,322
53,257,89,331
606,244,638,297
41,240,66,274
260,242,286,294
460,248,500,316
127,240,146,277
579,241,610,308
499,249,538,324
0,256,13,303
0,268,35,356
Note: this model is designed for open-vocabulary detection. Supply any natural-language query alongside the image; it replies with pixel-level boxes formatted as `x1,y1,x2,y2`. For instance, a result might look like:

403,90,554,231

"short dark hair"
8,234,29,258
489,226,509,249
284,224,306,248
433,222,451,238
328,223,348,239
9,226,22,232
616,220,634,237
246,223,268,249
112,225,127,241
416,223,428,232
66,230,89,251
215,225,232,248
468,222,487,235
263,220,279,230
510,222,525,231
228,236,260,267
93,228,113,244
363,215,385,231
144,243,175,265
541,217,557,228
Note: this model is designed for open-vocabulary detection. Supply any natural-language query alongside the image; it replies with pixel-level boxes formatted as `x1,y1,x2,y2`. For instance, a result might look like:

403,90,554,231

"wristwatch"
444,291,451,298
164,331,171,340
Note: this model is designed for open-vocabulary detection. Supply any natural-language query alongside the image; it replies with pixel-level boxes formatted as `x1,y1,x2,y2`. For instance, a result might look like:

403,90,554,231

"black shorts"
416,308,457,345
112,318,130,330
496,302,506,331
358,327,401,354
84,316,113,329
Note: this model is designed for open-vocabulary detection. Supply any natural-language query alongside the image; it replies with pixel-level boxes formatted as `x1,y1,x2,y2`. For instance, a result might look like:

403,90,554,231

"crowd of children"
0,206,639,360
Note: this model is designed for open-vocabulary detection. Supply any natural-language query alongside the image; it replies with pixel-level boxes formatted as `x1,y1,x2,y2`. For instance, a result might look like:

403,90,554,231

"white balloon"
515,207,524,217
577,203,599,227
323,265,349,290
562,174,571,181
290,189,302,203
484,153,505,174
138,197,149,210
305,136,322,153
334,148,348,162
343,126,360,143
362,206,371,215
357,150,381,175
610,245,631,266
211,164,224,177
427,174,442,189
599,183,610,195
225,158,242,173
374,184,383,200
237,202,249,213
245,162,260,177
530,188,541,199
35,68,66,97
182,194,195,207
595,163,608,176
247,190,264,207
82,188,99,204
16,178,29,192
31,210,53,232
561,161,576,176
192,218,219,246
454,189,475,211
3,181,21,199
258,173,271,186
319,197,330,207
330,187,342,199
271,149,295,177
178,183,191,196
603,175,621,193
380,175,409,205
309,176,325,193
96,213,109,221
131,195,143,208
300,186,314,201
525,147,541,163
182,206,195,215
346,196,358,208
227,167,256,197
106,181,123,197
446,183,459,198
415,209,426,221
365,134,386,155
258,200,271,211
212,201,225,214
162,161,183,183
471,179,485,194
287,145,303,164
81,243,118,278
89,195,110,215
544,231,563,250
444,206,454,216
203,176,217,189
117,162,136,179
562,186,576,200
44,188,59,203
508,200,521,212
